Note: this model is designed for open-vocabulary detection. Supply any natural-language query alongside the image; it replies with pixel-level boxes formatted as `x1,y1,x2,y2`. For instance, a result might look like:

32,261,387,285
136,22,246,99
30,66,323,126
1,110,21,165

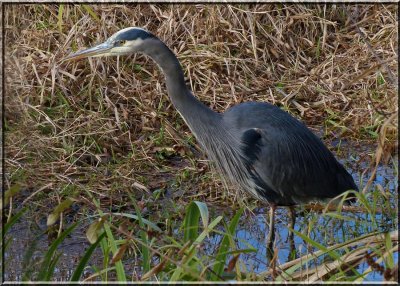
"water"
201,154,398,281
211,206,397,281
4,152,398,281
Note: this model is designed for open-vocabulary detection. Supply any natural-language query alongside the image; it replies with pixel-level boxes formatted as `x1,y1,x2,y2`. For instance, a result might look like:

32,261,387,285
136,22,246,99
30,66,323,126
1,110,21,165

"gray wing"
240,126,357,206
223,101,357,205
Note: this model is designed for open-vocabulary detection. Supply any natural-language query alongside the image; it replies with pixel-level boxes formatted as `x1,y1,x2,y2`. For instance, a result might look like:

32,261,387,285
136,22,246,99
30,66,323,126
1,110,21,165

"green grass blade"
355,192,376,226
170,266,183,281
275,230,379,281
22,233,43,281
170,216,222,281
2,184,23,209
70,232,106,281
3,208,27,236
183,201,209,242
211,208,244,281
86,216,107,244
82,5,100,22
47,197,75,226
113,212,162,232
99,232,110,280
37,222,78,280
3,208,31,278
291,228,340,260
57,4,64,32
45,252,63,280
384,232,394,268
183,216,223,265
89,195,127,281
102,221,127,281
193,201,209,231
324,212,354,221
193,216,222,245
130,196,150,273
170,204,220,281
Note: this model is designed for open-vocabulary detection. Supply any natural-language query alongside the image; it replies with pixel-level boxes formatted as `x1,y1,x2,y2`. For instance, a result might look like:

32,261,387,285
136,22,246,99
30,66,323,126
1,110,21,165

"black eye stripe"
115,40,126,46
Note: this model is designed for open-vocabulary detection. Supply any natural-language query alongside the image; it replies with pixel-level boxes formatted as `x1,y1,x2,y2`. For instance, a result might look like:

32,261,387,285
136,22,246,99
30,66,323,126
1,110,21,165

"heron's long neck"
142,38,222,139
141,39,252,192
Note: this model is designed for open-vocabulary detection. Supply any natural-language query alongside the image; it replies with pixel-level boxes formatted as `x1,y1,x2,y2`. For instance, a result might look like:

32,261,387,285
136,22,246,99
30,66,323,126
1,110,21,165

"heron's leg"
266,204,276,260
285,206,296,242
287,205,297,260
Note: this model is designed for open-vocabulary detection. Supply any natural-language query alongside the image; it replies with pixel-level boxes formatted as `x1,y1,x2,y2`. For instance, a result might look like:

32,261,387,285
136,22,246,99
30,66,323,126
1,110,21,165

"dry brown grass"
4,4,398,211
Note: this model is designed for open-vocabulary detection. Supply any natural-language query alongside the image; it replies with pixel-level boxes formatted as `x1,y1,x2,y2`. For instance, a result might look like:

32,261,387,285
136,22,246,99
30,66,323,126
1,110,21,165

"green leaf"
70,232,106,281
130,196,150,273
45,252,63,280
377,73,385,85
275,230,374,281
22,233,42,281
292,228,340,260
193,216,222,245
113,212,162,232
324,212,354,221
384,232,394,268
102,221,127,281
183,201,209,242
82,5,100,22
211,208,244,281
170,216,221,281
355,192,376,226
92,202,127,282
86,215,107,244
3,208,27,237
47,197,75,226
3,209,27,274
37,222,78,281
2,184,23,209
57,4,64,32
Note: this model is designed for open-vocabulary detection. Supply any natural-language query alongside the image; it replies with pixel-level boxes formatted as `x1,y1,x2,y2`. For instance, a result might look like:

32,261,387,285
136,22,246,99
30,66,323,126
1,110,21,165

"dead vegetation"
3,3,398,282
5,4,397,203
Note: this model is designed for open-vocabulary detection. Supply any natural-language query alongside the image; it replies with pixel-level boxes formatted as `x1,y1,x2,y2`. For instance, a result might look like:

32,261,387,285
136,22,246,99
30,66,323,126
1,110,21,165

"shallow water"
4,151,398,282
209,204,397,281
203,154,398,281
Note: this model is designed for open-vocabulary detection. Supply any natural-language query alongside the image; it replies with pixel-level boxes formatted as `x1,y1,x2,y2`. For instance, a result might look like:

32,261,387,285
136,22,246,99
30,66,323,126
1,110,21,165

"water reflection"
210,159,398,281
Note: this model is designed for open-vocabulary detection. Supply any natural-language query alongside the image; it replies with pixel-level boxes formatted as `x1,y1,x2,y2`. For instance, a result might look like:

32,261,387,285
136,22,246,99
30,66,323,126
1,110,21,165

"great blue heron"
64,27,358,254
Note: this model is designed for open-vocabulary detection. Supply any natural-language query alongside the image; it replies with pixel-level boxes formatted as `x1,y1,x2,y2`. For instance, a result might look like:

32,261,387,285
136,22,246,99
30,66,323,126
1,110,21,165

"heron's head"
64,27,156,61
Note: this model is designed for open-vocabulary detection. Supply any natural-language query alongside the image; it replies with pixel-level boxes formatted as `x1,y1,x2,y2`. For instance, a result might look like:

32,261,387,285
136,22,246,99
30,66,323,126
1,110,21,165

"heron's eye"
116,40,127,46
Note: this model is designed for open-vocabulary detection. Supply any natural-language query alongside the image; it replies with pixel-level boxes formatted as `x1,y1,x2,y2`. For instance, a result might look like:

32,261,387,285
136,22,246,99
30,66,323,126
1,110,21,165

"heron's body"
223,102,357,205
65,27,357,208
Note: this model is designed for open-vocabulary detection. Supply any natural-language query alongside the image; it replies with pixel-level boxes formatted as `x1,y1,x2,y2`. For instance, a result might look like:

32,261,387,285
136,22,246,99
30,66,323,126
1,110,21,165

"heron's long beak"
63,42,112,61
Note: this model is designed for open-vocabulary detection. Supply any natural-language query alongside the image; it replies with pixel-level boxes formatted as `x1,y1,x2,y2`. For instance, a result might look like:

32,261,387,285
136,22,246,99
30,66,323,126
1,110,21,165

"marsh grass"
2,185,397,282
261,189,398,282
3,3,398,282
